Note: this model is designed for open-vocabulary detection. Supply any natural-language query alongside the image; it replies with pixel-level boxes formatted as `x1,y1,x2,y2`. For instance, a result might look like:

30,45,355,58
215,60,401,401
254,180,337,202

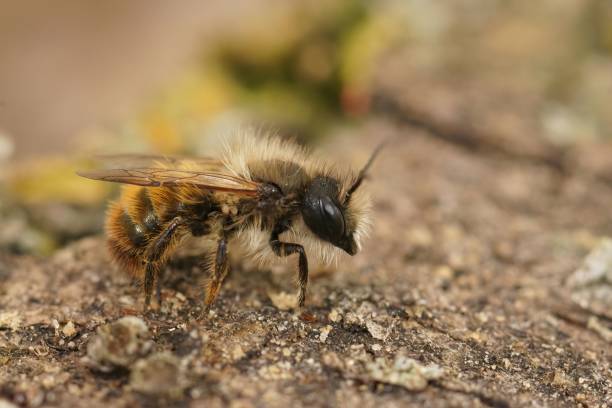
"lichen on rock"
366,354,444,391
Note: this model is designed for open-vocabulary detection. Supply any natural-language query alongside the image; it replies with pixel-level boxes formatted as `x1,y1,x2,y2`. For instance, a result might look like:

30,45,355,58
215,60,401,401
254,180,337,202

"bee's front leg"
269,223,309,308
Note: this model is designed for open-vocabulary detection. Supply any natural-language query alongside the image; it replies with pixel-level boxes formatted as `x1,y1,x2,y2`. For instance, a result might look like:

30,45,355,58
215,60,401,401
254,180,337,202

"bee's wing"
90,153,224,171
78,165,260,195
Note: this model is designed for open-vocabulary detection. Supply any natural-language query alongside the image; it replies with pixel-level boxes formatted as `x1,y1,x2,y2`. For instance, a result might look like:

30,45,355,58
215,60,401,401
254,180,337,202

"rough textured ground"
1,113,612,407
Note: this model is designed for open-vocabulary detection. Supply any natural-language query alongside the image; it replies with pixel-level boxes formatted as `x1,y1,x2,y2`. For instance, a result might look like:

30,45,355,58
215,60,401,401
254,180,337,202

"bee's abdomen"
119,210,147,247
105,186,165,277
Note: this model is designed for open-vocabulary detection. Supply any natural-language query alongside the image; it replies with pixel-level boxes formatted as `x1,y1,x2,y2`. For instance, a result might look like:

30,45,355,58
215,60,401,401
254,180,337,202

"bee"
78,132,383,313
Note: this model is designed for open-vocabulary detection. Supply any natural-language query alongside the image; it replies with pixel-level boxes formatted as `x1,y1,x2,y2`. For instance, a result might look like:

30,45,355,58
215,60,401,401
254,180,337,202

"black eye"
322,197,346,237
302,196,346,242
301,177,346,244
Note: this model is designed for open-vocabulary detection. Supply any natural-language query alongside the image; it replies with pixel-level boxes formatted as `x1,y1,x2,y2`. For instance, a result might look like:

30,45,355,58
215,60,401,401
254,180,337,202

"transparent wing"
90,153,225,171
78,155,259,195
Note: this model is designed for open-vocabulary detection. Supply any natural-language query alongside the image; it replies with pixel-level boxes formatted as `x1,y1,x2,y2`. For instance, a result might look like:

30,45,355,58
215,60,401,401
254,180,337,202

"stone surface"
1,127,612,407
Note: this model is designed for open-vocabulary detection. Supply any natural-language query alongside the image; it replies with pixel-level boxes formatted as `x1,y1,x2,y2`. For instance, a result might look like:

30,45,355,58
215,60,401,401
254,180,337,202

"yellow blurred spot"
341,13,405,88
8,158,112,205
137,67,236,153
141,115,183,154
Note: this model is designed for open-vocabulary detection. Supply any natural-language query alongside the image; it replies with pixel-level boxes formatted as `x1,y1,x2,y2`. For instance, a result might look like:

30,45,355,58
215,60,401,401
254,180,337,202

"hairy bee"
78,132,382,313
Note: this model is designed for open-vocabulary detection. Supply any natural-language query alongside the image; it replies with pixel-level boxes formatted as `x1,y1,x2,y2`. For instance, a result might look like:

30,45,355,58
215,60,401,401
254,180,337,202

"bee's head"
301,141,385,255
301,177,358,255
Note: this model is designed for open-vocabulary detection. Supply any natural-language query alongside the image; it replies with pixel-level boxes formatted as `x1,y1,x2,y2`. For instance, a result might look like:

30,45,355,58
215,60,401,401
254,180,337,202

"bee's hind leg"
155,268,165,307
143,262,157,310
143,216,183,311
203,236,230,314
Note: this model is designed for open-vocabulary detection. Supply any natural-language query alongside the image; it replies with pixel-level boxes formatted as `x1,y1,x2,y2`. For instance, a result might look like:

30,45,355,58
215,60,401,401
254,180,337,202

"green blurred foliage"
126,0,406,152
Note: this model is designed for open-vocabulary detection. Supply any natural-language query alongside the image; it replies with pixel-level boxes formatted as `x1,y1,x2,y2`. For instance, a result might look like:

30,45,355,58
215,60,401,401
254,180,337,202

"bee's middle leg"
203,237,229,312
143,216,183,311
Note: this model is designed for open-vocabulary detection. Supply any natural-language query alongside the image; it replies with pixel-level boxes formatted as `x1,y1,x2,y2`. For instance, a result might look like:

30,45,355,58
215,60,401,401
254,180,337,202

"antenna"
345,139,387,200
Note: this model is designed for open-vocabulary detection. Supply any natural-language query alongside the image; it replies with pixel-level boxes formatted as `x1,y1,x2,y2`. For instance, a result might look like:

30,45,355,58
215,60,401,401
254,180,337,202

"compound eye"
302,195,347,243
301,176,349,247
322,199,345,240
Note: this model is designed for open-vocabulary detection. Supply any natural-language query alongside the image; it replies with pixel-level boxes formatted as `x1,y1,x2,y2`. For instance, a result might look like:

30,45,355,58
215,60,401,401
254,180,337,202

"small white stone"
366,354,443,391
366,320,390,341
0,399,18,408
328,309,342,323
319,325,332,343
62,321,77,337
268,291,296,311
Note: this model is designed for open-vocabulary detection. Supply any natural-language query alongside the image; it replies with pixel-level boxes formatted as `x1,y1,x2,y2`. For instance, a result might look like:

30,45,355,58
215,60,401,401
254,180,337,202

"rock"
0,311,21,331
322,352,344,370
62,321,77,338
0,399,18,408
366,354,444,391
87,317,153,372
258,361,293,380
366,320,390,341
345,301,377,326
0,201,54,256
328,309,342,322
268,291,297,311
550,369,572,388
567,238,612,319
587,317,612,343
130,352,189,397
319,325,332,343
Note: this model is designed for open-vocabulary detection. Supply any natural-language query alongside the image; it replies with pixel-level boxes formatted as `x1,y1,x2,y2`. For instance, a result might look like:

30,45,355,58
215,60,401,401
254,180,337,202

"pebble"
0,311,22,331
0,399,18,408
366,354,443,391
62,321,76,337
268,291,296,311
130,352,188,397
87,316,153,372
319,325,332,343
568,238,612,317
366,320,390,341
328,309,342,323
587,317,612,343
322,352,344,370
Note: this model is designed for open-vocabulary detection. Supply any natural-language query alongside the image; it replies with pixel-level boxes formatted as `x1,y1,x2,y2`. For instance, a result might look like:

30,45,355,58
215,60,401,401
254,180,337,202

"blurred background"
1,0,612,256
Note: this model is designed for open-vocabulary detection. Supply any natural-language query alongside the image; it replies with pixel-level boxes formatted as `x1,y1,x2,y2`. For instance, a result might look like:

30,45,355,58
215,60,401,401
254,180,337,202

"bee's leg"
203,237,229,313
155,268,165,307
143,262,158,310
143,216,183,311
269,223,309,308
